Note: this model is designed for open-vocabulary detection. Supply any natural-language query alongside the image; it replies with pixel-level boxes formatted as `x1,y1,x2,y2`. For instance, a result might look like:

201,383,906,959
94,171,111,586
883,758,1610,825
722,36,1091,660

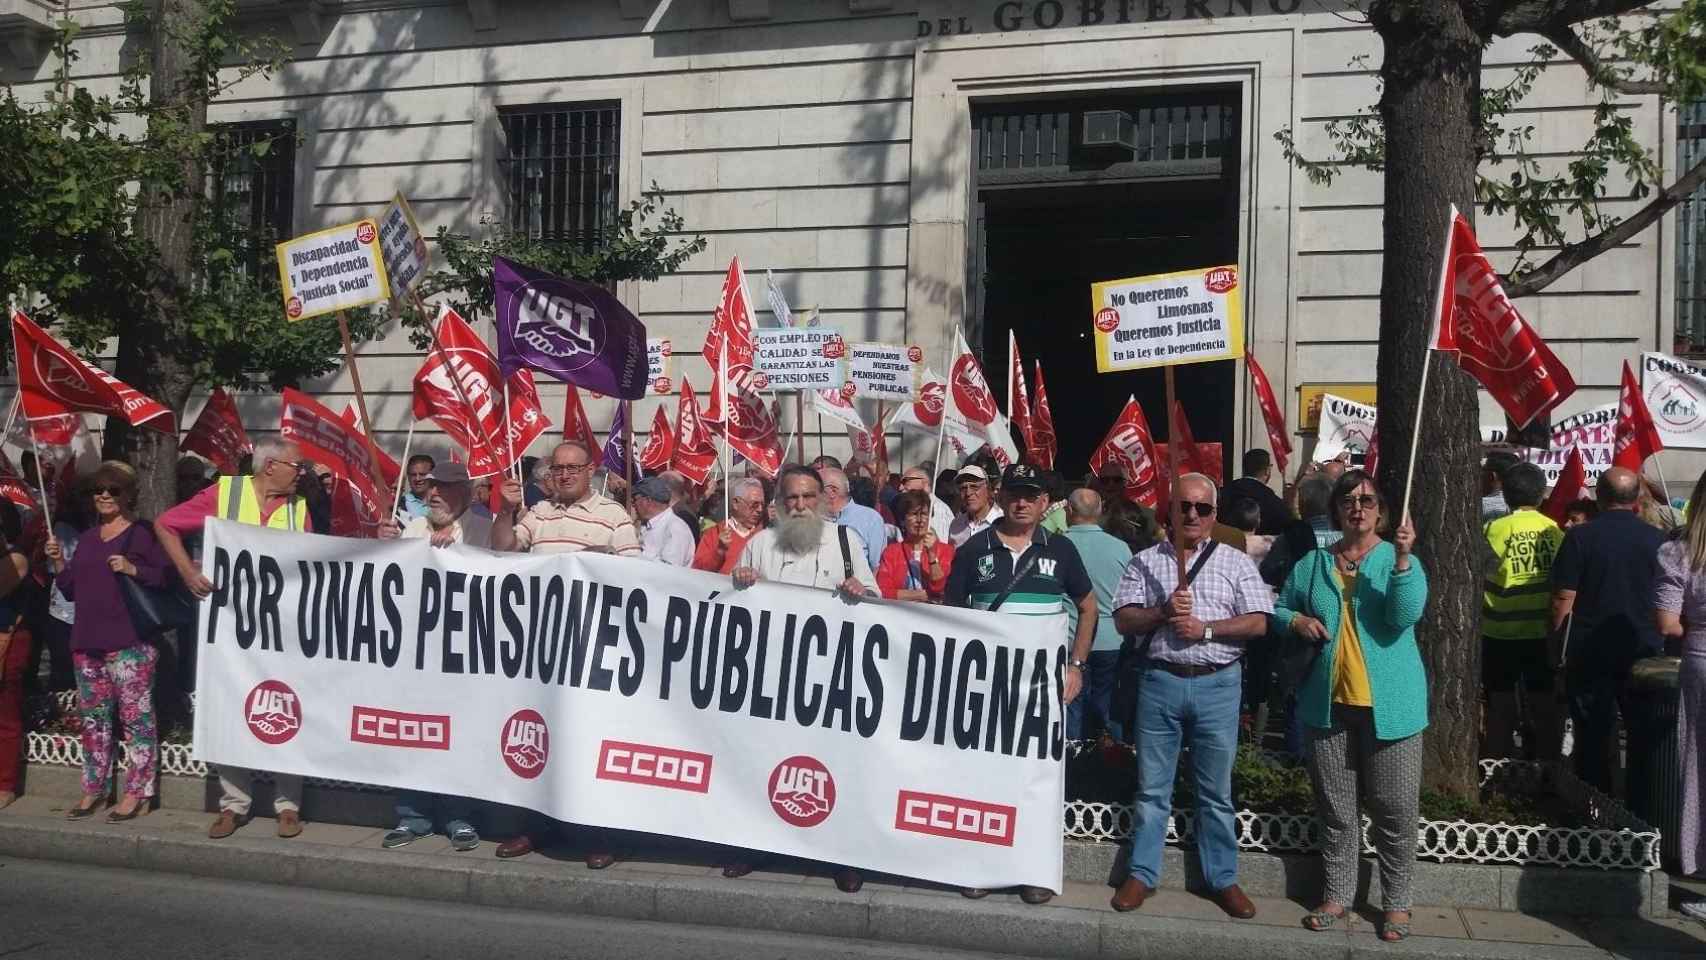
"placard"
754,327,846,391
1298,383,1377,433
648,338,675,394
847,342,925,401
1641,352,1706,450
377,194,430,296
1313,393,1377,461
275,219,391,321
1483,403,1616,487
1090,265,1244,372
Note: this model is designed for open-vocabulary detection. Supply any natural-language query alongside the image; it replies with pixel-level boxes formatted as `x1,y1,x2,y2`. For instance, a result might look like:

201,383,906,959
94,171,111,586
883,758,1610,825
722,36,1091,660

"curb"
0,817,1637,960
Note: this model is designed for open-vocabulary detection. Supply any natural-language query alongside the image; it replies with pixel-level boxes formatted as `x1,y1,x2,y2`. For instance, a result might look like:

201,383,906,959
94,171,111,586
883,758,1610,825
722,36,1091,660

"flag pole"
623,400,636,519
934,326,953,471
1399,346,1435,526
0,394,19,451
1164,366,1185,584
720,339,731,521
795,391,806,467
503,376,519,484
336,309,390,499
391,419,416,519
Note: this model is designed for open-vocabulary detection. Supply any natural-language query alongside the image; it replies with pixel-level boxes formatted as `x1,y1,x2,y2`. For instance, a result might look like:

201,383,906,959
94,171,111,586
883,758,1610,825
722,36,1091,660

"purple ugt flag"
492,256,649,400
601,401,636,477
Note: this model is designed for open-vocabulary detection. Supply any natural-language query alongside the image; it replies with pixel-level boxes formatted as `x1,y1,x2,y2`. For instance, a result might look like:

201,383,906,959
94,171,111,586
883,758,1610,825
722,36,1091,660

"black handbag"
112,526,198,639
1275,553,1331,695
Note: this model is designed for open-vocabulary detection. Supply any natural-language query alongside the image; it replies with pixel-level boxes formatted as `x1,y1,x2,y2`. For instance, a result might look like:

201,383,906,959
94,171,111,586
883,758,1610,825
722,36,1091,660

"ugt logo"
768,755,835,828
245,680,301,746
501,709,549,779
516,284,603,365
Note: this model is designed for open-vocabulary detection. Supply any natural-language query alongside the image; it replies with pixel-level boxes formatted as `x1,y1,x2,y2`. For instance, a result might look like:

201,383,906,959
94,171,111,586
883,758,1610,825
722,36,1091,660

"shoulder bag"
1110,541,1219,734
114,525,198,641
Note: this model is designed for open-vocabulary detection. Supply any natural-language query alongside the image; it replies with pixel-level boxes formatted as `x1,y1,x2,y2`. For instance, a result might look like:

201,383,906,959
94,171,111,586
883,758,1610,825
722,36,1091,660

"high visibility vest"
215,476,307,531
1482,507,1563,640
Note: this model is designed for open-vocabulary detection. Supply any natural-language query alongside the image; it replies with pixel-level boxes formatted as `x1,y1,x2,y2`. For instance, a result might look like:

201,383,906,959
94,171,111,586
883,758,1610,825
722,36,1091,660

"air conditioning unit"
1081,110,1136,151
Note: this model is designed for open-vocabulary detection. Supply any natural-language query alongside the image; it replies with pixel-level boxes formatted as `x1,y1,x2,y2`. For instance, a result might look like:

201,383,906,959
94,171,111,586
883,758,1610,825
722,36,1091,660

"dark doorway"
971,91,1241,481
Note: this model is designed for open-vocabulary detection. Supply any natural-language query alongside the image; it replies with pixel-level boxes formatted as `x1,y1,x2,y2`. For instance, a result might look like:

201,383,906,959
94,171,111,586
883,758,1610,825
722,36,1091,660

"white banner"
647,338,675,395
1313,393,1376,461
1641,352,1706,450
193,522,1066,891
754,328,846,391
1482,403,1616,487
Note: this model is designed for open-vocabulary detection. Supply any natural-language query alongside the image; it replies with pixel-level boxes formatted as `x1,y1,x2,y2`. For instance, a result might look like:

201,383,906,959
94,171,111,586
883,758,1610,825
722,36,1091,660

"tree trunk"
110,0,208,516
1372,0,1486,799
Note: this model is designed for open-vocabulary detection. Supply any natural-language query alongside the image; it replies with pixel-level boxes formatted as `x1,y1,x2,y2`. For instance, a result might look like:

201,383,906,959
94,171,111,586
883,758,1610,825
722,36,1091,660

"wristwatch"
1068,658,1089,671
1203,625,1215,643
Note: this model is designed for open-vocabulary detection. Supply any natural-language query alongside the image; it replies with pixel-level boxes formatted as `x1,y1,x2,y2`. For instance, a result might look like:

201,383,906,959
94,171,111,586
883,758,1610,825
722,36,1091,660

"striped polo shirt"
945,525,1092,618
512,492,641,556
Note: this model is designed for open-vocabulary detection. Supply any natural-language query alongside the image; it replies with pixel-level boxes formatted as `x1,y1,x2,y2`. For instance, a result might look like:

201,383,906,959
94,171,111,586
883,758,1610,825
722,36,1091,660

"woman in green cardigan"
1274,469,1427,943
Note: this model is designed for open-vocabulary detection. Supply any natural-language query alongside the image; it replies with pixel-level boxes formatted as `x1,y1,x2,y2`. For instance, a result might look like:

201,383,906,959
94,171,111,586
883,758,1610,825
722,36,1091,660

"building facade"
0,0,1692,481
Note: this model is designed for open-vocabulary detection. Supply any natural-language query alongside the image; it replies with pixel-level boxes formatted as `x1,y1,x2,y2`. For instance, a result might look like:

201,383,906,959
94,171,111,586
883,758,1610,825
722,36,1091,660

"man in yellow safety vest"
155,438,313,841
1481,462,1565,761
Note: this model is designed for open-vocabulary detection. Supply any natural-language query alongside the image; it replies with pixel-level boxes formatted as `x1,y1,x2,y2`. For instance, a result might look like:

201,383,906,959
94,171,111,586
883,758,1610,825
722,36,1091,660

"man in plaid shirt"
1107,473,1273,919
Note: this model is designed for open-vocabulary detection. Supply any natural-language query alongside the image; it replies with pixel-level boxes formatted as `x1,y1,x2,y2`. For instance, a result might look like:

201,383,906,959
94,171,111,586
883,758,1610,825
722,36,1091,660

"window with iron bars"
498,103,620,246
1678,102,1706,356
207,118,297,278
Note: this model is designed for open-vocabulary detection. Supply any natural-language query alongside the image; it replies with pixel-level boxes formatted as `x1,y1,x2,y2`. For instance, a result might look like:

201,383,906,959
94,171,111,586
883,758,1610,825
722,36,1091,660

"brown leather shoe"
585,851,616,870
722,862,754,879
495,834,535,859
208,811,247,839
1212,883,1257,919
1020,885,1054,905
833,868,863,894
276,810,303,839
1110,877,1153,912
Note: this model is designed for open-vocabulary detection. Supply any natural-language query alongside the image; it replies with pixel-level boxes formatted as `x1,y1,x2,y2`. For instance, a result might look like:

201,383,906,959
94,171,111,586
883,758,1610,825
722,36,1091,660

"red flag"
1245,351,1292,473
1170,400,1209,477
639,406,675,473
703,257,758,425
1430,207,1576,428
181,388,253,475
1089,397,1162,508
1540,446,1589,523
281,388,399,510
1613,359,1664,470
671,378,718,485
849,406,890,479
11,308,174,433
561,385,601,454
1364,427,1380,478
8,412,79,449
0,453,35,512
411,305,551,477
1007,331,1036,461
1030,360,1057,471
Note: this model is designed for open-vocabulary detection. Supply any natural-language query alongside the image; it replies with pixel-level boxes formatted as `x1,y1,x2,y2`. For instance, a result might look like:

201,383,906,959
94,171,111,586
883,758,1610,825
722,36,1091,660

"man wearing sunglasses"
155,437,313,842
1108,473,1274,919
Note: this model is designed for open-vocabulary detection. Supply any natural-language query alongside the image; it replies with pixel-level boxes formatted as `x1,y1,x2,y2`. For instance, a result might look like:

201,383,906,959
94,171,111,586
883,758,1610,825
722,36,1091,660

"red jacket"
876,540,953,601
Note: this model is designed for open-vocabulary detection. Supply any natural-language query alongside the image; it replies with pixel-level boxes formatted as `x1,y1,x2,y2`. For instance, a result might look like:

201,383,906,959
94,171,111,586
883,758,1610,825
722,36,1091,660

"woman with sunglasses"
1273,469,1427,943
44,462,172,823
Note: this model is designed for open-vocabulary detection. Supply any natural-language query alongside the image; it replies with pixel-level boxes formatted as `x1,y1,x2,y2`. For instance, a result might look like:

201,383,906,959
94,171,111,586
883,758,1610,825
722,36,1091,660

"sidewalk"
1,791,1702,960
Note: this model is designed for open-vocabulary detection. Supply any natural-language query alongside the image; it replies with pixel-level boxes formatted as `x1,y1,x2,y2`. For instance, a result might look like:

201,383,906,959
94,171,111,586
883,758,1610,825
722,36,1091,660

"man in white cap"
949,464,1003,547
377,461,492,548
633,475,695,566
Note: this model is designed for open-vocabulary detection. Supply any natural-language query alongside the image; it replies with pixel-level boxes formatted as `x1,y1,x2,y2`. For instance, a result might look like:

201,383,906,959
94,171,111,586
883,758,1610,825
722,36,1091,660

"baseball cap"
1001,464,1045,492
632,476,672,503
429,462,471,485
956,465,988,482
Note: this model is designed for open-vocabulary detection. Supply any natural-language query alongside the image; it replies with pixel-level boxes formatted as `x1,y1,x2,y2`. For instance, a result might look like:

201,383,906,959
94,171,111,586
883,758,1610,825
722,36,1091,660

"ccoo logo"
768,755,835,828
245,680,302,745
501,709,549,779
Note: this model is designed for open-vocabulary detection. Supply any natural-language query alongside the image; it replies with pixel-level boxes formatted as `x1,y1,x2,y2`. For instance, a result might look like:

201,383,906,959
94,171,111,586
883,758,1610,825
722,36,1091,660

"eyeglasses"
1178,501,1217,518
550,463,593,475
1341,494,1379,510
272,458,306,473
92,485,125,498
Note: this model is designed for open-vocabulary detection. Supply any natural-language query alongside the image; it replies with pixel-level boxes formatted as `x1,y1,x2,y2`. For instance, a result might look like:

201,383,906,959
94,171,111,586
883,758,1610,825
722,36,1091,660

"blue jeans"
395,791,477,836
1066,650,1125,742
1128,661,1242,890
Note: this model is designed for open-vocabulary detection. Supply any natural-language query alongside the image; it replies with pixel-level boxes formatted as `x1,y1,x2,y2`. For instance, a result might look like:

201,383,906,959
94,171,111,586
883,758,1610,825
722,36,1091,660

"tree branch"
1497,0,1653,35
1539,25,1665,95
1502,152,1706,297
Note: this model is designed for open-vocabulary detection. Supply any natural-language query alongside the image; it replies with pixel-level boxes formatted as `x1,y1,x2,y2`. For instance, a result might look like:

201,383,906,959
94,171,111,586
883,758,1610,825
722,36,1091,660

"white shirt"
640,508,696,566
950,505,1004,547
402,510,495,548
928,495,954,542
738,525,879,593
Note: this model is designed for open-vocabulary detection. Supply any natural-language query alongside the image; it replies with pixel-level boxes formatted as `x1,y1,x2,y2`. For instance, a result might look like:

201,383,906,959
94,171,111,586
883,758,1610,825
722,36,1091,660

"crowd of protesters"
0,435,1701,934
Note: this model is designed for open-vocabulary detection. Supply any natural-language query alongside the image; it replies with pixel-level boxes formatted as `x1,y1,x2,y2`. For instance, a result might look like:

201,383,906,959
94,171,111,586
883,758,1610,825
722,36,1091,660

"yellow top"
1331,567,1372,707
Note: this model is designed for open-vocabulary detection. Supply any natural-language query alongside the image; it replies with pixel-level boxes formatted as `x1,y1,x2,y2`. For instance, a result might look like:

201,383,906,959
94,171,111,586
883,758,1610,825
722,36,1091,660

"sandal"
1303,906,1346,931
1379,912,1412,942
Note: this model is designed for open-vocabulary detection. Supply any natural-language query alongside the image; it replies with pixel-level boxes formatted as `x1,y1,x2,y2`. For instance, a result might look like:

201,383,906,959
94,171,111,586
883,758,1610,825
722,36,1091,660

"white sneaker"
1680,901,1706,922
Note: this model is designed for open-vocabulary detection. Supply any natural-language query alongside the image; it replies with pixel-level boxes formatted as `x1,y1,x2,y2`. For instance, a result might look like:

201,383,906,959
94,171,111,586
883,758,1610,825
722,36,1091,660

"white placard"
754,327,846,391
1313,393,1377,462
848,342,925,402
1641,352,1706,450
274,219,391,321
648,338,675,395
193,522,1066,892
377,194,429,296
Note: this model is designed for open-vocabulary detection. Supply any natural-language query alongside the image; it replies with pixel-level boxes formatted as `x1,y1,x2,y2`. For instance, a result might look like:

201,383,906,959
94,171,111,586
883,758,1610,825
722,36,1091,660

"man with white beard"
733,466,879,596
726,465,877,892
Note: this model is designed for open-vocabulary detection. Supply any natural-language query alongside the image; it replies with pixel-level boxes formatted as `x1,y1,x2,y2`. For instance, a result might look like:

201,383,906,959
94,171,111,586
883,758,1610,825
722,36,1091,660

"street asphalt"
0,856,1039,960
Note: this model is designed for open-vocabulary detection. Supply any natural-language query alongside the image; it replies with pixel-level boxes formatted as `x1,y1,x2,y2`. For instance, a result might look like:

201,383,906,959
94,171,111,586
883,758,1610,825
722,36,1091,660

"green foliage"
397,185,707,349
